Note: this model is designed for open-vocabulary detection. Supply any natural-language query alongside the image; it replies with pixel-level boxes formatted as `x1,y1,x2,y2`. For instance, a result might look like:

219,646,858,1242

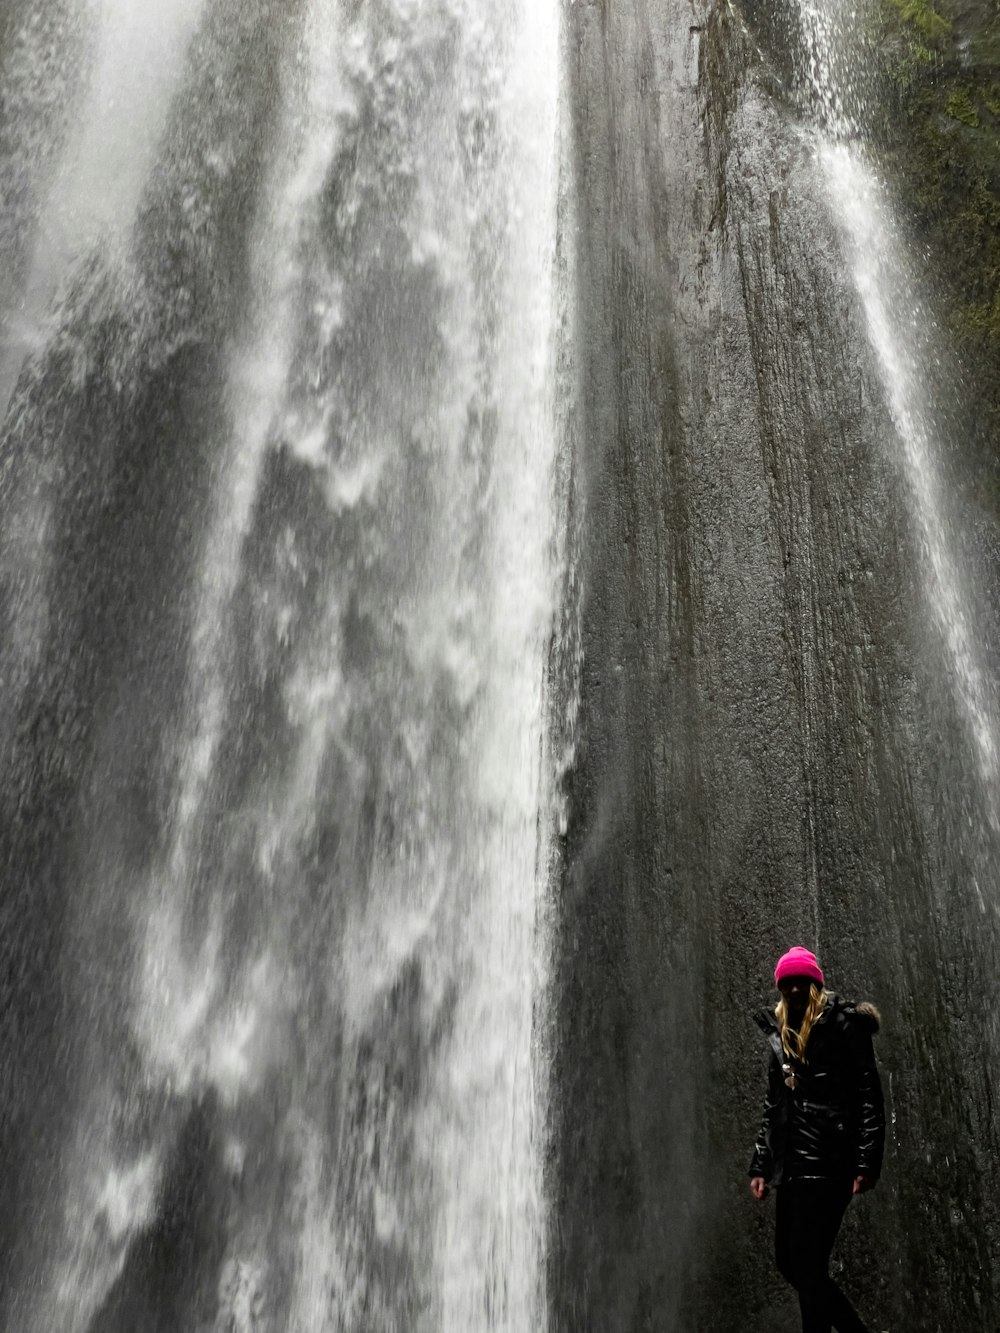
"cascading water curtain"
0,2,569,1329
792,0,1000,827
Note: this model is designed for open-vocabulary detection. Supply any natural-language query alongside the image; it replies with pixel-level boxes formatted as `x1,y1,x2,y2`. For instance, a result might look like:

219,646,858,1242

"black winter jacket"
748,995,885,1186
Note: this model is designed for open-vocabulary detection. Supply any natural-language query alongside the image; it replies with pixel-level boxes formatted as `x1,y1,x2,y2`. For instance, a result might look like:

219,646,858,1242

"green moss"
953,295,1000,338
893,122,950,212
869,0,1000,504
946,86,981,126
887,40,936,90
885,0,951,45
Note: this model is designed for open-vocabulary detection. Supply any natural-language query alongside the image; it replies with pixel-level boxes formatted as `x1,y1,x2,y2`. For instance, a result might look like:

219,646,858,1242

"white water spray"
796,0,1000,814
4,1,570,1329
0,0,209,737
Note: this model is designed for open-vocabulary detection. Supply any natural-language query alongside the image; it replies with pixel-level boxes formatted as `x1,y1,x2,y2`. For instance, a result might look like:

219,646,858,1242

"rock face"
552,0,1000,1328
870,0,1000,490
3,3,1000,1328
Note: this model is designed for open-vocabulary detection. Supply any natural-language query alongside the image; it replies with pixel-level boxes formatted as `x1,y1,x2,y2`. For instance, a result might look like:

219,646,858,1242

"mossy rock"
884,0,952,46
869,0,1000,489
946,85,981,125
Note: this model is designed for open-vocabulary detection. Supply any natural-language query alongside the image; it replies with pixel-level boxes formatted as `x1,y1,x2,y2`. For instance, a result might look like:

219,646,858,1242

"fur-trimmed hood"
853,1000,881,1033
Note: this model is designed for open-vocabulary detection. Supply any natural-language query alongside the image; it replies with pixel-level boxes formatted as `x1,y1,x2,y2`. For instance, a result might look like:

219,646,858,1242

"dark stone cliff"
551,0,1000,1328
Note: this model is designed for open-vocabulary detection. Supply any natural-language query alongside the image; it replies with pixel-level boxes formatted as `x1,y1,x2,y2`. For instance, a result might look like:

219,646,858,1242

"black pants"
775,1178,872,1333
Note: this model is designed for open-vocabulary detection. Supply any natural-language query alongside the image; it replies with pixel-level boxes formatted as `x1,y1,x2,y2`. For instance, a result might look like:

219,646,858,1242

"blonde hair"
775,983,829,1061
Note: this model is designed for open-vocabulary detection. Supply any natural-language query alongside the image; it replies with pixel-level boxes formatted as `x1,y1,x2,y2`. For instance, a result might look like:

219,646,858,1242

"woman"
749,946,885,1333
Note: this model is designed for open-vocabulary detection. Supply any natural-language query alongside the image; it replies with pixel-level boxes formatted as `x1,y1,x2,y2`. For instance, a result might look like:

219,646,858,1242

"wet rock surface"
553,0,1000,1327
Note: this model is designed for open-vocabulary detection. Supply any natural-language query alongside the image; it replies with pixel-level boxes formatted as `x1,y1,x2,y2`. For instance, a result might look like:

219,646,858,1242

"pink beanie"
774,946,824,987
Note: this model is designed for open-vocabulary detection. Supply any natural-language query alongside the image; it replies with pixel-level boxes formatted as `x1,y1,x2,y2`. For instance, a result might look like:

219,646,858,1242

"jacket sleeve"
748,1050,784,1179
848,1022,885,1179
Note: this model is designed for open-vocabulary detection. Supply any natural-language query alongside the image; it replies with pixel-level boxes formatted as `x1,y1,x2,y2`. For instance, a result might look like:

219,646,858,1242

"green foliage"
946,86,981,126
953,294,1000,339
887,39,935,91
870,0,1000,478
884,0,951,45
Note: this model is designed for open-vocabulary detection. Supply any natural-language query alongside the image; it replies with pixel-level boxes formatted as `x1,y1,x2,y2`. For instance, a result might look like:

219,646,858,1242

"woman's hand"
750,1176,769,1200
852,1175,874,1195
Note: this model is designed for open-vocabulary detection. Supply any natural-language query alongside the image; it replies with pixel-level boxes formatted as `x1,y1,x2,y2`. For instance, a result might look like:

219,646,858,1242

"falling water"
794,0,1000,813
0,2,568,1329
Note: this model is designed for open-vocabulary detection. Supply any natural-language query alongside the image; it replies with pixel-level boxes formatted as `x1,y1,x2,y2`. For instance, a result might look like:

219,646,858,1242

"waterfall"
10,0,1000,1326
0,2,568,1329
820,146,1000,809
795,0,1000,823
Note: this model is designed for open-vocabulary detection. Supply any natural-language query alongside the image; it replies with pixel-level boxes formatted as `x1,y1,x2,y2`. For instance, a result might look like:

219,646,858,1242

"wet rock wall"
551,0,1000,1328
